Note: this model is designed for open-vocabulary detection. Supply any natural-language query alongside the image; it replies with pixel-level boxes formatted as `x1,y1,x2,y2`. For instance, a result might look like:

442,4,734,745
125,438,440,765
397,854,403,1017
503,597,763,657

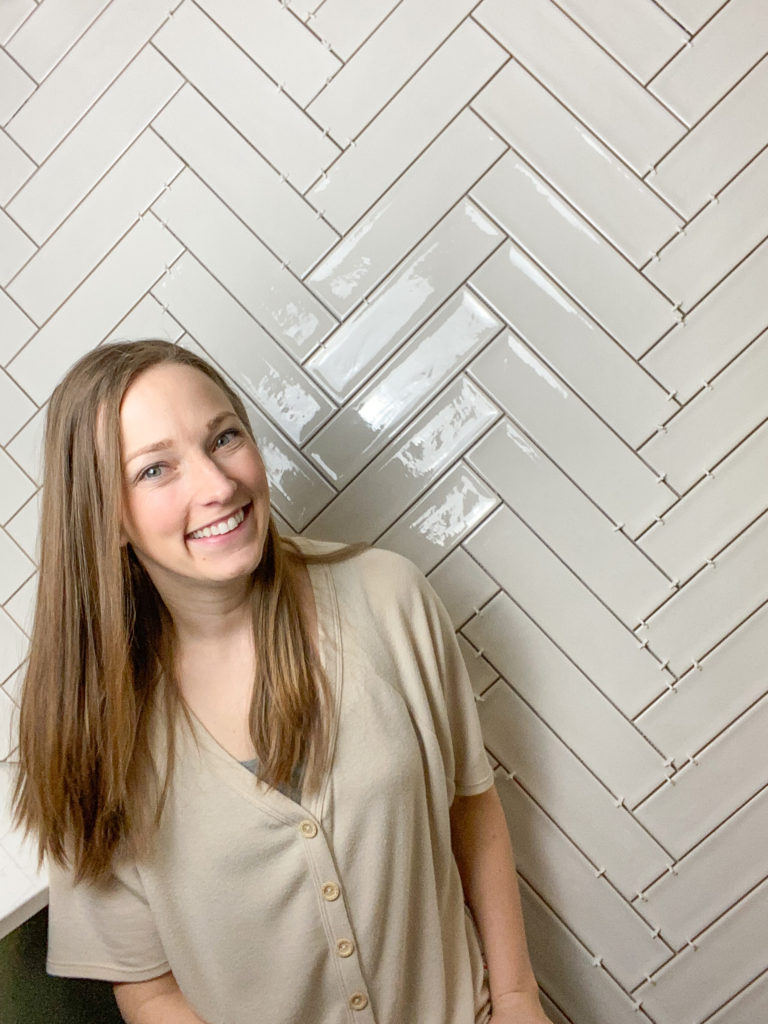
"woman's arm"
113,971,208,1024
450,785,550,1023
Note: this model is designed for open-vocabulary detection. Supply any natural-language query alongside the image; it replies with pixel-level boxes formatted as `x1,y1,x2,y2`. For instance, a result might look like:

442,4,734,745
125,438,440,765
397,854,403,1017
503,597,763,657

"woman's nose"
190,453,237,504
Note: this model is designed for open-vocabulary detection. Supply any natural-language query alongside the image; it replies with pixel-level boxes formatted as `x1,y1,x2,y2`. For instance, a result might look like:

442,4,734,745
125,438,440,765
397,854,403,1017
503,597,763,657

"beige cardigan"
47,541,494,1024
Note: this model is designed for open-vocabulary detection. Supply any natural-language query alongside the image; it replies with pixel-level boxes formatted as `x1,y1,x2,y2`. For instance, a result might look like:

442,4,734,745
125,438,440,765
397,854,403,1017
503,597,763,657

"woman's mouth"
187,504,249,541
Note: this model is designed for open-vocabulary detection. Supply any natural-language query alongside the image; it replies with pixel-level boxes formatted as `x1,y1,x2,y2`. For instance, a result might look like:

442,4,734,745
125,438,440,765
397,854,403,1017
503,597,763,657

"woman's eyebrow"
122,412,237,466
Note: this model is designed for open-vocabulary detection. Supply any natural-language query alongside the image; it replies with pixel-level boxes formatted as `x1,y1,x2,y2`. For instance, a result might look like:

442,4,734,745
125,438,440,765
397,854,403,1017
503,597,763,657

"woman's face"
119,362,270,594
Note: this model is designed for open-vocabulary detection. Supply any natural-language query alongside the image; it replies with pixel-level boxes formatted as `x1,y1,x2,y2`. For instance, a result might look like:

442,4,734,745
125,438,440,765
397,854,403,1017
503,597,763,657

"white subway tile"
306,289,500,485
475,0,685,173
306,199,502,401
651,0,767,124
655,0,724,33
0,130,34,207
642,238,768,403
7,214,183,404
427,546,498,629
558,0,687,83
642,787,768,951
4,572,36,635
472,155,676,355
153,170,336,360
7,131,182,325
307,0,476,141
0,209,35,288
5,405,44,484
152,86,337,278
151,253,334,445
0,607,27,684
480,686,670,898
6,46,182,244
5,0,110,82
466,506,667,718
473,61,682,267
5,491,40,563
0,0,34,45
650,56,768,218
153,1,338,192
378,462,499,574
309,0,400,62
645,147,768,310
0,448,35,526
470,244,670,447
642,330,768,492
5,0,173,162
306,110,505,316
707,970,768,1024
637,512,768,675
457,635,497,697
307,376,499,543
306,19,506,233
640,423,768,581
638,604,768,763
497,778,668,990
0,369,35,447
465,593,663,806
106,293,184,344
467,421,671,626
0,48,35,124
469,332,675,536
0,528,34,604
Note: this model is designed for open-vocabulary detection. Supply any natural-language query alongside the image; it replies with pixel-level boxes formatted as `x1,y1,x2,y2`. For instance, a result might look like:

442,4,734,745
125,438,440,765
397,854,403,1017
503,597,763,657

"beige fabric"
47,541,494,1024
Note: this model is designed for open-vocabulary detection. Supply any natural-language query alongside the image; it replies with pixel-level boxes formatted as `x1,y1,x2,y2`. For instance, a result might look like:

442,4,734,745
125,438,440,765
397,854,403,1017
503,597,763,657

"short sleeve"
46,856,170,983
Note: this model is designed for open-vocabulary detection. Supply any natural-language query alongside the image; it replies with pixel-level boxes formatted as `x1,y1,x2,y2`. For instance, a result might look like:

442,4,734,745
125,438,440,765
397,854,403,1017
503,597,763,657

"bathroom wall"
1,1,767,1021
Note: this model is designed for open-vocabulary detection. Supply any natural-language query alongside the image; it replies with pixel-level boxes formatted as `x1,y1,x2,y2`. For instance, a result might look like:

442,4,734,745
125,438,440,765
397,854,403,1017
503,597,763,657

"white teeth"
190,507,245,540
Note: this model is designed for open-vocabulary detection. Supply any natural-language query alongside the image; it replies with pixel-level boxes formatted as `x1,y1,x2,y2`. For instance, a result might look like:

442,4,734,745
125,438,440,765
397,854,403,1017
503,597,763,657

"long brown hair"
13,340,349,883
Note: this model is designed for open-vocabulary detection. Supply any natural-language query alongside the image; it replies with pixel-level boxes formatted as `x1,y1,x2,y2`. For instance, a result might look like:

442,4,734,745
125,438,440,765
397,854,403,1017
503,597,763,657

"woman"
14,340,549,1024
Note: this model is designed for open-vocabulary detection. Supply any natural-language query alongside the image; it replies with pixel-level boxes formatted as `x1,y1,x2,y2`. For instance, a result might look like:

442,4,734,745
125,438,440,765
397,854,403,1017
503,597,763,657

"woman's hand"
489,988,552,1023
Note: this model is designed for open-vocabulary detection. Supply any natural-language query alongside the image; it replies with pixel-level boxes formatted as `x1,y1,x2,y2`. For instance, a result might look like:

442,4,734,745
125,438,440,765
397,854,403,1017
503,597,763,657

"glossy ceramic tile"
0,528,34,604
466,506,667,718
197,0,340,107
650,56,768,218
469,243,670,447
638,599,768,761
636,879,768,1022
642,330,768,493
6,45,182,245
150,253,334,445
473,61,682,267
475,0,685,174
0,0,34,45
307,376,499,543
5,0,110,81
306,289,500,485
650,0,767,124
456,635,497,697
153,86,337,278
106,292,184,345
7,214,183,404
306,110,505,317
496,777,668,990
641,787,768,950
153,1,339,193
0,292,34,367
5,405,44,484
0,449,35,526
0,130,34,206
307,0,475,141
707,971,768,1024
0,370,34,448
5,0,171,162
637,696,768,860
377,462,499,574
306,199,502,401
638,512,768,676
0,210,34,289
640,423,768,581
0,607,27,685
309,0,401,62
4,491,40,562
642,238,768,403
472,155,677,356
479,683,669,897
464,592,664,806
471,332,676,535
306,20,506,233
153,170,335,360
0,48,34,125
519,879,646,1024
467,421,671,626
426,546,498,629
7,131,182,325
656,0,726,33
5,573,36,636
646,147,768,310
558,0,687,83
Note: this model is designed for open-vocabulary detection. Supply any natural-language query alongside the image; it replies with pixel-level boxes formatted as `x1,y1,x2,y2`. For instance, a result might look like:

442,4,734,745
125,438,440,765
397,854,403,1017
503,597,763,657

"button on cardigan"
47,541,495,1024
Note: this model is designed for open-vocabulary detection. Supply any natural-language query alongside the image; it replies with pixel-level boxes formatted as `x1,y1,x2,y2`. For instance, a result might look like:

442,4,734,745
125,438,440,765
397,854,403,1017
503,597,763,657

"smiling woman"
12,340,549,1024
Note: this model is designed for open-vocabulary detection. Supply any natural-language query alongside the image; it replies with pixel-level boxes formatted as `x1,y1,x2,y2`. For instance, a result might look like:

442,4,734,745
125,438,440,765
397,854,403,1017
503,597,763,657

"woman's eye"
138,464,164,482
214,429,240,449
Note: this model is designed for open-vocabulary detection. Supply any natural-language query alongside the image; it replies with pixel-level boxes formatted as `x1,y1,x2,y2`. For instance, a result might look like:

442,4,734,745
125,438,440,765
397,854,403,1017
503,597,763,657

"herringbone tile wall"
0,0,767,1019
